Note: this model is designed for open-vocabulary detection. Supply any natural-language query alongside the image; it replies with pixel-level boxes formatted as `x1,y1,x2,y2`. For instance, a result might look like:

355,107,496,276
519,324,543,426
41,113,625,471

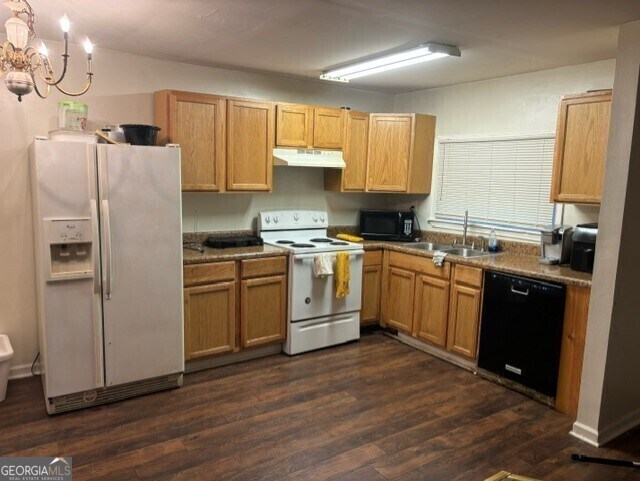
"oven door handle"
293,251,364,261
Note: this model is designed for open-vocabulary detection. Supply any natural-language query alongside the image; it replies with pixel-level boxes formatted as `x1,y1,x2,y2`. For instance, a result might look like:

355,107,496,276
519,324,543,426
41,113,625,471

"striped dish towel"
432,251,448,267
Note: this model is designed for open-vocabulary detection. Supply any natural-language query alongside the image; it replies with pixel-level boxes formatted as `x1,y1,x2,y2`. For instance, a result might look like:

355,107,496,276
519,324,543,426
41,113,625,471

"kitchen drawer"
363,250,383,266
184,261,236,287
454,265,483,288
241,256,287,279
388,251,450,279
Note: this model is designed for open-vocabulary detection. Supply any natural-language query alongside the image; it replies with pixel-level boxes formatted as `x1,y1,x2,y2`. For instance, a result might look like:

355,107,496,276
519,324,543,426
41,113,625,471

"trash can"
0,334,14,402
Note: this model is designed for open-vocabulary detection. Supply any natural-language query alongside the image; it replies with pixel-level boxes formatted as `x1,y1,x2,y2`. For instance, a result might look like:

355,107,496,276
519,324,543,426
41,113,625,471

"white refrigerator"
30,139,184,414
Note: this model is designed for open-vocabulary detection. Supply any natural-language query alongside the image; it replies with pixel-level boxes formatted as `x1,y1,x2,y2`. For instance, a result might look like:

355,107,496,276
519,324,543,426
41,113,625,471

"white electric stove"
258,210,364,355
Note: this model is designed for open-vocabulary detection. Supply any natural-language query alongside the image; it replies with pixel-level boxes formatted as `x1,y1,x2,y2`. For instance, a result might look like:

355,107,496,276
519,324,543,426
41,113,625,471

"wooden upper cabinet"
324,110,369,192
367,114,411,191
367,113,436,193
551,90,612,204
276,103,313,148
154,90,226,192
276,103,345,149
226,99,275,192
313,107,345,149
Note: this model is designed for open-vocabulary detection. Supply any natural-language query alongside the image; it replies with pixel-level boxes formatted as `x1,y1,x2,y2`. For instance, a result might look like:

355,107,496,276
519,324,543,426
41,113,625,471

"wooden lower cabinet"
241,275,286,348
385,267,416,333
361,250,383,325
446,283,482,358
555,285,591,417
362,265,382,325
184,256,287,361
412,275,450,347
184,281,236,360
381,254,481,359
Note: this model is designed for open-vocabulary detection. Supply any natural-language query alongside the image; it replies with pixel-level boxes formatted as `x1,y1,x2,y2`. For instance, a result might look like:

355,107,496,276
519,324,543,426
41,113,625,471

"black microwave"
359,209,417,241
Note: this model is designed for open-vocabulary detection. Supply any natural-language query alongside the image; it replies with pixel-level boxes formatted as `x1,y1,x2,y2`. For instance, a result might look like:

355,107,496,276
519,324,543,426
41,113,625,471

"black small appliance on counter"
204,235,263,249
571,223,598,273
359,209,417,241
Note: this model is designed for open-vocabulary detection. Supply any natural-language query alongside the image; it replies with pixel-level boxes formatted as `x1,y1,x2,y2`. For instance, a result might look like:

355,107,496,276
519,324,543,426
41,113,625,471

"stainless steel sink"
409,242,453,251
441,247,493,258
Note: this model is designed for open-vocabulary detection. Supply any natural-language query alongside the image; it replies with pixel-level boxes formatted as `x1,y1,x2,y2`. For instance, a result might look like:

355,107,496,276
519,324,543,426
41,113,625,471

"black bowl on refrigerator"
120,124,161,146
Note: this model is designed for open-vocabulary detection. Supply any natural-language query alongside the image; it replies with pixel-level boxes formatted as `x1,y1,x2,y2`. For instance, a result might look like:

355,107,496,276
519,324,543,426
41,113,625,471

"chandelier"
1,0,93,101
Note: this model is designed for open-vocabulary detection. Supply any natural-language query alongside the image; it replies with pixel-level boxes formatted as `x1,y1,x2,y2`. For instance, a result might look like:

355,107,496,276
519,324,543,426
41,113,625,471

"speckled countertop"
183,244,289,265
182,229,591,287
362,241,592,288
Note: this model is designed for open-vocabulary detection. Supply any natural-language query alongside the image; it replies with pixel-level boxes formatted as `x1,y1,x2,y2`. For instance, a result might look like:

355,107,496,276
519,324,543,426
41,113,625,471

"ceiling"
26,0,640,94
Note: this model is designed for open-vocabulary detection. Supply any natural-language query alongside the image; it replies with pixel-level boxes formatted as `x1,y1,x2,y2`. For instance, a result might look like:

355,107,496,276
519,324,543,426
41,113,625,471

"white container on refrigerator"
30,139,184,414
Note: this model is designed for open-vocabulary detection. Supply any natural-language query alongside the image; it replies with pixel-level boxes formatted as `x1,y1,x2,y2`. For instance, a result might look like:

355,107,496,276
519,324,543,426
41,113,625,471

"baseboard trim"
9,363,33,380
570,422,600,447
391,331,477,373
185,344,282,373
571,405,640,447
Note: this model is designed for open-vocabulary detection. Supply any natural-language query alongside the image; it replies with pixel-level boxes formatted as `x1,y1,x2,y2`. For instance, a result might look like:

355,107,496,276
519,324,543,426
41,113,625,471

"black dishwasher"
478,271,566,397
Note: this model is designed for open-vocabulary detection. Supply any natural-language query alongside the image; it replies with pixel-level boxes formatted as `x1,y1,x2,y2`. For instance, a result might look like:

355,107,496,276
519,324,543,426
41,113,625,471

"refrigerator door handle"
102,199,113,299
91,199,101,295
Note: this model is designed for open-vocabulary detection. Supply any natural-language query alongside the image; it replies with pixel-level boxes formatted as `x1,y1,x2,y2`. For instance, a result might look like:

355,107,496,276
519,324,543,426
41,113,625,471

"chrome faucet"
462,210,469,247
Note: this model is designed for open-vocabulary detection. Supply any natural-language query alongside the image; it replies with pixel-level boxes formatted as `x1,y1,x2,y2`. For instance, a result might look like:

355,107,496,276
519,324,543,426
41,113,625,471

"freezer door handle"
102,199,113,299
91,199,101,294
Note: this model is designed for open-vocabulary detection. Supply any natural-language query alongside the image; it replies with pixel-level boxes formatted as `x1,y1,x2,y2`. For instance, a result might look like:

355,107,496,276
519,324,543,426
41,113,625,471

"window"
433,135,556,232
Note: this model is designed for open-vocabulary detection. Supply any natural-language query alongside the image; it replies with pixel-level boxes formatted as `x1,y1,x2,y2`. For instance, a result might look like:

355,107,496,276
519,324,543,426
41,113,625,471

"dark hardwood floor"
2,333,639,481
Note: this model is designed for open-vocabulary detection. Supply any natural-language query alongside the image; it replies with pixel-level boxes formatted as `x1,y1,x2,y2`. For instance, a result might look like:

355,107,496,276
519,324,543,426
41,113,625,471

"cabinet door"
551,91,611,204
361,264,382,325
556,285,591,417
313,107,344,149
276,104,313,147
169,91,226,192
342,111,369,191
385,267,415,333
227,99,275,192
241,275,286,348
184,281,236,360
413,275,450,347
367,114,412,192
446,284,481,359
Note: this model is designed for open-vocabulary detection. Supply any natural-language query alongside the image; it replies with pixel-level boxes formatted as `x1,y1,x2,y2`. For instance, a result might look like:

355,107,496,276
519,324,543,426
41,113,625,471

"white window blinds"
434,135,556,231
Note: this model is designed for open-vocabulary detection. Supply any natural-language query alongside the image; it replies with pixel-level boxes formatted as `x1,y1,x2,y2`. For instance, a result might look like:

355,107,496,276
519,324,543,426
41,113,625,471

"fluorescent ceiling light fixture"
320,42,460,83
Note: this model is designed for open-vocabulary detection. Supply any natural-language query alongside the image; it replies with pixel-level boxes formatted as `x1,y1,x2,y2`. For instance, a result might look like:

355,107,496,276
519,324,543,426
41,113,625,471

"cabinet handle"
510,286,529,296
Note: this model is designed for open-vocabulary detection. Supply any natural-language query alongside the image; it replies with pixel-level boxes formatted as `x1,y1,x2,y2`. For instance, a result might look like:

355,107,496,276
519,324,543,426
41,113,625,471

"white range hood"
273,148,345,169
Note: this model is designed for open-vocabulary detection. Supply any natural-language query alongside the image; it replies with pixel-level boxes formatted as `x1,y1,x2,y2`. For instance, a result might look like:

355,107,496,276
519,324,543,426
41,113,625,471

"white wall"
0,41,619,380
0,42,393,376
389,60,615,238
572,21,640,446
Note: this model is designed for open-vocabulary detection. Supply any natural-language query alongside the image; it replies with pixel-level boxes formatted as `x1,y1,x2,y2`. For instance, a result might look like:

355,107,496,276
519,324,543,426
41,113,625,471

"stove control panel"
258,210,329,231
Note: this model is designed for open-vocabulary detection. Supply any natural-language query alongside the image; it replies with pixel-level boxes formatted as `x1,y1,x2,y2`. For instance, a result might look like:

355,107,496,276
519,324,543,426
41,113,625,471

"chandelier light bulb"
59,13,70,33
83,37,93,54
39,41,48,57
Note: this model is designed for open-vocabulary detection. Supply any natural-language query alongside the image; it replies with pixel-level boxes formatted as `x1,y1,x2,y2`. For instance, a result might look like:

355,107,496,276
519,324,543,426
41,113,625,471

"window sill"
428,218,540,244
